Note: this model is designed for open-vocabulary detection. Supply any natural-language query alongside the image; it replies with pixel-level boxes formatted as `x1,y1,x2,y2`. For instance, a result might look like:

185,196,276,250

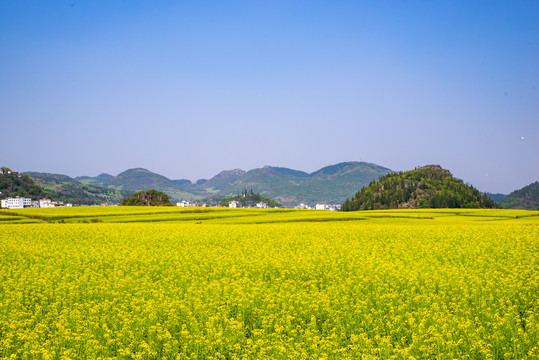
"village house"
1,196,31,209
256,201,269,208
315,203,326,210
176,200,191,207
39,199,53,208
314,203,341,211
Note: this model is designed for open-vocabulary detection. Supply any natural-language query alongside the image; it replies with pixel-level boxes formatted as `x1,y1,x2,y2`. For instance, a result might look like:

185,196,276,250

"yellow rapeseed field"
0,208,538,359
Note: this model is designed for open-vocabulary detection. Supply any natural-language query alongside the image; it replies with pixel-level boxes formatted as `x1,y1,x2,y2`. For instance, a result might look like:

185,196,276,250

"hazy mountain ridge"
500,182,539,210
180,162,393,206
485,193,507,204
18,164,537,208
24,162,392,206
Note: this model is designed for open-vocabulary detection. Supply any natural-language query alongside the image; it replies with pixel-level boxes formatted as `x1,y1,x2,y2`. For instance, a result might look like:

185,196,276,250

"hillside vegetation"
501,181,539,210
120,189,172,206
220,191,280,208
109,162,390,206
0,168,48,200
52,162,391,206
24,171,130,205
342,165,497,211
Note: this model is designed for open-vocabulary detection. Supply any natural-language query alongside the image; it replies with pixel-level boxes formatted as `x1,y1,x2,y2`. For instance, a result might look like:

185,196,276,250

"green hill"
1,168,48,200
104,168,177,190
341,165,497,211
175,162,392,206
75,173,113,185
23,171,130,205
104,168,199,202
500,181,539,210
121,189,172,206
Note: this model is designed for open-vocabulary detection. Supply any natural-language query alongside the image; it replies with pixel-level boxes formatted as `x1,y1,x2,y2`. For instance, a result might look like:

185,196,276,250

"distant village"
0,196,71,209
175,200,341,211
1,195,341,210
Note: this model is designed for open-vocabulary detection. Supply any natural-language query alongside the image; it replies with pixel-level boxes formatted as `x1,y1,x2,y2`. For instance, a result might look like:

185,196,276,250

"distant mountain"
171,179,193,187
21,171,130,205
501,182,539,210
175,162,392,206
105,168,178,191
76,173,113,185
341,165,497,211
485,193,507,204
196,169,247,192
25,172,79,184
96,173,114,183
19,162,393,206
104,168,199,202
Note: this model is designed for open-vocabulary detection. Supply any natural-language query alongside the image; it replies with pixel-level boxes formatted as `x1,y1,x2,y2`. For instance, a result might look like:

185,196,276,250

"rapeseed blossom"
0,208,537,358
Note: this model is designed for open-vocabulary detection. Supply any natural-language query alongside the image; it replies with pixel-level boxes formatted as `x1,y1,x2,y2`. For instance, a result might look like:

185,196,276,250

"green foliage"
24,172,130,205
121,189,172,206
220,191,281,208
342,165,498,211
0,171,49,199
501,181,539,210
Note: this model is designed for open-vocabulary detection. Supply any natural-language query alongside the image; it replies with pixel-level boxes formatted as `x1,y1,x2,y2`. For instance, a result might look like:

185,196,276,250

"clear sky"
1,1,538,194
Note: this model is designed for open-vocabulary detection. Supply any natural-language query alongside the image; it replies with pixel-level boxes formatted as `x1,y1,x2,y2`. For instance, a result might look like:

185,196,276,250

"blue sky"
1,1,537,194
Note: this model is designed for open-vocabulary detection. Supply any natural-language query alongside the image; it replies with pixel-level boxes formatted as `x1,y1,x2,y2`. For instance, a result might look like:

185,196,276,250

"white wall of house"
315,203,326,210
1,197,26,209
39,199,54,208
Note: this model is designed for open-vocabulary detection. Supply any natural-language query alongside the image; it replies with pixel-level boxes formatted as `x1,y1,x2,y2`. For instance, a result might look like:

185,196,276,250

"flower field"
0,208,538,359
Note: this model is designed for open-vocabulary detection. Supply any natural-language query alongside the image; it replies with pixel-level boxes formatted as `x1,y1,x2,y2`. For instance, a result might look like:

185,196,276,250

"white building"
39,199,54,208
229,200,240,208
315,203,326,210
176,201,191,207
256,202,269,208
1,197,31,209
50,201,71,207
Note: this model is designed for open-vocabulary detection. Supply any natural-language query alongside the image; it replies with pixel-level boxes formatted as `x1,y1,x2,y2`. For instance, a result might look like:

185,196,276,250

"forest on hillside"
342,165,497,211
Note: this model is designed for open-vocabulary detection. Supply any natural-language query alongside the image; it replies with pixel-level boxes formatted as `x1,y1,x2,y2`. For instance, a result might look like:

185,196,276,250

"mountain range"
6,162,537,209
26,162,392,207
